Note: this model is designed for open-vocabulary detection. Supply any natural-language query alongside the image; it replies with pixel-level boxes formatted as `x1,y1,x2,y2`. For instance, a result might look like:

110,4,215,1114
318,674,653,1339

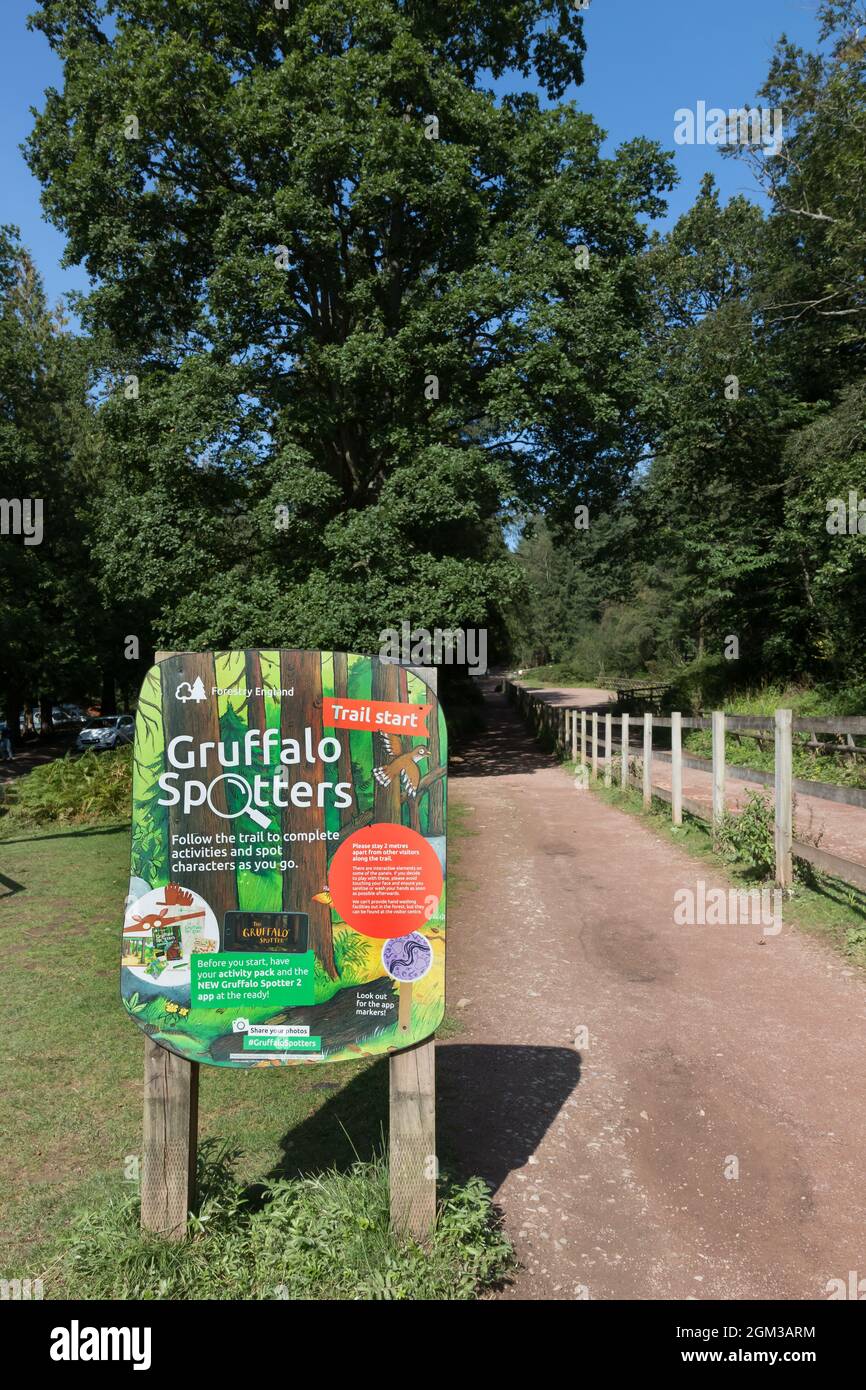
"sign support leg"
390,665,438,1244
141,1036,199,1239
389,1037,436,1243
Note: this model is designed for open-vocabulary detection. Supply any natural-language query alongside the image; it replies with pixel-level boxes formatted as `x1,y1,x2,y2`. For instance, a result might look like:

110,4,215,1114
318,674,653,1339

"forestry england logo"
674,102,783,153
50,1321,152,1371
175,677,207,702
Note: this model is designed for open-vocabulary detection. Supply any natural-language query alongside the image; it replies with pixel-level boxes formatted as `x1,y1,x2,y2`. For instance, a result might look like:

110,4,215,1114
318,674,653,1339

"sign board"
122,651,446,1066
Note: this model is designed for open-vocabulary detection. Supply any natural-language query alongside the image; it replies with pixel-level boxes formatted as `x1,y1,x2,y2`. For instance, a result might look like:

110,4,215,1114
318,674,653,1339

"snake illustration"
389,938,430,971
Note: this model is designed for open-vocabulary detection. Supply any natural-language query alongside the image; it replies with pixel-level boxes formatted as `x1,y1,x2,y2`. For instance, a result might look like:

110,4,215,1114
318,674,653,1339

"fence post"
642,713,653,807
604,712,612,787
621,712,629,789
591,713,599,780
571,709,578,761
671,711,683,827
712,711,726,826
580,712,587,766
775,708,793,889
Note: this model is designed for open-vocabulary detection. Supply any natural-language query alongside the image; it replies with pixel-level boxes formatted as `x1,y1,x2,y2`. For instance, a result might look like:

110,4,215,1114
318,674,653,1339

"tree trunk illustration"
160,653,239,928
280,650,336,979
332,651,356,831
424,676,445,836
244,650,266,736
397,667,421,833
372,659,403,825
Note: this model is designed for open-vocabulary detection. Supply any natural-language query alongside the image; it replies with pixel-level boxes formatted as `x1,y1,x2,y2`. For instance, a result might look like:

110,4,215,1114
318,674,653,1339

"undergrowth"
46,1143,514,1301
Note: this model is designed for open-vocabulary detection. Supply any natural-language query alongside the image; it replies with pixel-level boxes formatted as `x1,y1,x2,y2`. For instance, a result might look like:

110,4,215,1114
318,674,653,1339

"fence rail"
506,681,866,896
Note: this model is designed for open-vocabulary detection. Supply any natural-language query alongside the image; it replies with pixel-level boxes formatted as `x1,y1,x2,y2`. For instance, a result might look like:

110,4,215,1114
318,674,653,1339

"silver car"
75,714,136,752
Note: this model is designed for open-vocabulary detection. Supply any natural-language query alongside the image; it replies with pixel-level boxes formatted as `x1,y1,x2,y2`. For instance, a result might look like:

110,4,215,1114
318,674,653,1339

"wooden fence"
506,682,866,895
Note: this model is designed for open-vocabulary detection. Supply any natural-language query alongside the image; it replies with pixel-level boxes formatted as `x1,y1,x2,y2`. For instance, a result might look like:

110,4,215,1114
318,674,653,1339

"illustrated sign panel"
121,651,446,1066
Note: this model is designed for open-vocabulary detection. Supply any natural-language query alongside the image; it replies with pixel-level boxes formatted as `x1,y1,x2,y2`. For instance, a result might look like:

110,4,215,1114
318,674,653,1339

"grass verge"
0,814,504,1300
44,1143,512,1301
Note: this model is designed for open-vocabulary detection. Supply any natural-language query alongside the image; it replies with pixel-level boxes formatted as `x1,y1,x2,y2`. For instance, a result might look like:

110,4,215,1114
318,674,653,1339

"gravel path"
440,682,866,1300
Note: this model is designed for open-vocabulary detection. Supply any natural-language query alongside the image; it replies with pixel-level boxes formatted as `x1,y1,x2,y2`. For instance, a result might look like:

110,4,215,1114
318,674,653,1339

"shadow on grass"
0,821,130,846
258,1043,580,1201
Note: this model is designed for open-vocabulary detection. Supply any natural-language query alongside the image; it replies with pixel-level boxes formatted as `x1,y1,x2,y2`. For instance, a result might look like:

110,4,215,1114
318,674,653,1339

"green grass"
46,1145,511,1301
511,662,604,689
565,764,866,969
682,725,866,790
0,813,503,1300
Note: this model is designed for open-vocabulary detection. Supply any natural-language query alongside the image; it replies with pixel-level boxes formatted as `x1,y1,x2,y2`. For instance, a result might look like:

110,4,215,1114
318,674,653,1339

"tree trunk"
4,692,21,743
424,676,444,836
159,654,239,928
39,694,54,739
372,660,403,825
245,651,266,736
332,652,356,830
101,667,117,716
280,650,336,979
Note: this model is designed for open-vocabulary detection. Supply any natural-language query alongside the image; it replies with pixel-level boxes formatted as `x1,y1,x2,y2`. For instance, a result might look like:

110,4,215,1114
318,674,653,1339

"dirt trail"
440,682,866,1301
523,683,866,870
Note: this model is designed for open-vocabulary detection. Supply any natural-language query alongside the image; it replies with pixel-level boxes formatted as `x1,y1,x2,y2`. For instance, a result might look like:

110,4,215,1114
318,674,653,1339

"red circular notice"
328,825,443,940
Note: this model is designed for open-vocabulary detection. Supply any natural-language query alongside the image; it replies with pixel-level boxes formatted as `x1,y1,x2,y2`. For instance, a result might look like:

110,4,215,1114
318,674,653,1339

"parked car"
52,704,87,727
75,715,135,752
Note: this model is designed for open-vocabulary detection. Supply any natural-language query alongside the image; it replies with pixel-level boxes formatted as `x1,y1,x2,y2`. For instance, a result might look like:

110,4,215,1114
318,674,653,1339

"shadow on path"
438,1043,581,1193
451,682,561,779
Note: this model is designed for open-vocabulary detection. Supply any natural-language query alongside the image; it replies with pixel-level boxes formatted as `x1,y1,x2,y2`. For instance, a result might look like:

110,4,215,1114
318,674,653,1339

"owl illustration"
373,737,431,797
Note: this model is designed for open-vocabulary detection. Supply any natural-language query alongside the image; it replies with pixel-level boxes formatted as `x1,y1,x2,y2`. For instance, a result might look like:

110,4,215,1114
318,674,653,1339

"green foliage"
53,1143,513,1301
0,748,132,834
713,792,776,877
23,0,673,656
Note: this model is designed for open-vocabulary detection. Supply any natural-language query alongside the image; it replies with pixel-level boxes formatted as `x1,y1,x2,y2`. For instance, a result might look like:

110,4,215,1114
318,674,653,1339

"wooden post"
580,712,587,766
604,712,612,786
712,710,726,827
141,650,199,1239
141,1036,200,1239
671,711,683,827
571,709,578,761
591,713,599,780
642,713,653,807
775,708,793,889
390,666,437,1242
621,712,630,790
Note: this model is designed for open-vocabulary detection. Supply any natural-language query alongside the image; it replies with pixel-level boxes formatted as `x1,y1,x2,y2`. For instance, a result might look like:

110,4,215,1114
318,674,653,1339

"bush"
0,747,132,834
51,1144,514,1301
713,792,775,878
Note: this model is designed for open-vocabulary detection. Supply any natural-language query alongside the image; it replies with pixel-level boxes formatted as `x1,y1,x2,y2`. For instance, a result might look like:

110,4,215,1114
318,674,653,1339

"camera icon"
232,1017,250,1033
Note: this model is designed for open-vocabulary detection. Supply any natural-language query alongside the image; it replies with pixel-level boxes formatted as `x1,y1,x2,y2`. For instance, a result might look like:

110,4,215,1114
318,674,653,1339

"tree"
26,0,674,654
0,226,106,727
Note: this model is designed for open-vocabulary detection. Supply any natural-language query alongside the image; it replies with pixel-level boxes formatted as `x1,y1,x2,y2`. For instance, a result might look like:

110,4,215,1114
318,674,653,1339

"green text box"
242,1035,322,1052
191,952,315,1007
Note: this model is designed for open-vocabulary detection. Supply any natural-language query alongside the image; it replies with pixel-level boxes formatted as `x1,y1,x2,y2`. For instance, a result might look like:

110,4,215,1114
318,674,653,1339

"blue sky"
0,0,823,309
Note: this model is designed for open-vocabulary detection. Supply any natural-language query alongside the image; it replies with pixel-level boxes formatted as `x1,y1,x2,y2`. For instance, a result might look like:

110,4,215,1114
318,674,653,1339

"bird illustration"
373,738,431,797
